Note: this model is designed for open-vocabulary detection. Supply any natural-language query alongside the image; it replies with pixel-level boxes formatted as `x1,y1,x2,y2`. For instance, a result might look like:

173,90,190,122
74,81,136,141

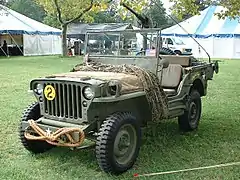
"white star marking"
46,128,52,137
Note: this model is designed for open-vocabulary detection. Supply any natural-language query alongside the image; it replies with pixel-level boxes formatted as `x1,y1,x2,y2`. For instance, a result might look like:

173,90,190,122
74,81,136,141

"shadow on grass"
28,117,239,177
30,120,184,170
42,146,98,168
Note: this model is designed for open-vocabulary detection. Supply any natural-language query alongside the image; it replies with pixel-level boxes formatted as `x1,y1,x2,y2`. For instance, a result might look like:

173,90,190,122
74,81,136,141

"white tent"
162,5,240,59
0,5,62,56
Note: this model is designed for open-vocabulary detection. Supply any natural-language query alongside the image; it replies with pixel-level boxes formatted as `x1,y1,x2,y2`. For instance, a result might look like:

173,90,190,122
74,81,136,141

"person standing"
2,40,9,56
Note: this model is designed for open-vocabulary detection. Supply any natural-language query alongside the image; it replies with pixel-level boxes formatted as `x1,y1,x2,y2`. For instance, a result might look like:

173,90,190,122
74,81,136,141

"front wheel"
174,50,182,55
96,112,141,174
159,47,176,55
178,90,202,131
19,102,54,154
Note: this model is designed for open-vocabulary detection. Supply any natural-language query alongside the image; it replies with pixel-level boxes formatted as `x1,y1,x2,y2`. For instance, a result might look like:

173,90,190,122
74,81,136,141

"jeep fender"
87,92,151,129
190,78,206,96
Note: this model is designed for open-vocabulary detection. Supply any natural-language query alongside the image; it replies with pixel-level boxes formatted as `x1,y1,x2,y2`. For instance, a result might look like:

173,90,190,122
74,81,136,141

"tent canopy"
0,5,62,56
162,5,240,38
0,5,61,35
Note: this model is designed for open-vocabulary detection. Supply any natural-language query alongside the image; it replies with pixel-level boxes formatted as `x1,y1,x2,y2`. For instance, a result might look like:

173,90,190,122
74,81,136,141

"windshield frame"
84,28,162,58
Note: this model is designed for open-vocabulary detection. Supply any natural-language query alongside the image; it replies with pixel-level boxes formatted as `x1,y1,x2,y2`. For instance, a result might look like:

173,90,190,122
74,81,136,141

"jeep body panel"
88,92,151,128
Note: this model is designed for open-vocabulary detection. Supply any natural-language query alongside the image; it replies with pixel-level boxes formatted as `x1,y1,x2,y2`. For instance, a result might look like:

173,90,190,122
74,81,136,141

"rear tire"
19,102,54,154
178,90,202,131
96,112,141,174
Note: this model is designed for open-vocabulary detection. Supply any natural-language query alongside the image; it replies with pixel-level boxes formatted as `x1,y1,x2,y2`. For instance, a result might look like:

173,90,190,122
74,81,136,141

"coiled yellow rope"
24,120,85,147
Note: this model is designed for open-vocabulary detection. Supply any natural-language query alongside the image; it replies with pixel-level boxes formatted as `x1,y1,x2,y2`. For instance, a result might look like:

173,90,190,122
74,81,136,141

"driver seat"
161,64,183,96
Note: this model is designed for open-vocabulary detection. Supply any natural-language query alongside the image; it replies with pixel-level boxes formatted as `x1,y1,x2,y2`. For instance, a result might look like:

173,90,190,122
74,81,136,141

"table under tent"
0,5,62,57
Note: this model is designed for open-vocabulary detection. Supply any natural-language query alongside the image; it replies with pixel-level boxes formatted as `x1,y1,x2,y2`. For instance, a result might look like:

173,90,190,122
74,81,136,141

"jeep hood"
46,71,144,94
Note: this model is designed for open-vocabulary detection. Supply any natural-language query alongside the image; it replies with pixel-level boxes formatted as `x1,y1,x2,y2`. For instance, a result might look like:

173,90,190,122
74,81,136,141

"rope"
24,120,85,147
133,161,240,178
72,60,169,122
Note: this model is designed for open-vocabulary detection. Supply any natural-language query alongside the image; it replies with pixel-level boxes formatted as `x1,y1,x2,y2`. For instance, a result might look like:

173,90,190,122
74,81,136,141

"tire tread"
96,112,141,174
19,102,54,154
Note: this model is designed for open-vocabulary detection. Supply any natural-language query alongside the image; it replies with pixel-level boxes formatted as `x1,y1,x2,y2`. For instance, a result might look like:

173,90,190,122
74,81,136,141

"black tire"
159,47,176,55
174,50,182,55
178,90,202,131
19,102,54,154
96,112,141,174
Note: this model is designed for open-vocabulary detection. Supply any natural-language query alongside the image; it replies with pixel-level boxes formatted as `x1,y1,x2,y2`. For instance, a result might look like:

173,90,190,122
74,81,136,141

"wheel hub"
113,124,137,165
115,130,131,156
190,102,197,119
189,101,199,126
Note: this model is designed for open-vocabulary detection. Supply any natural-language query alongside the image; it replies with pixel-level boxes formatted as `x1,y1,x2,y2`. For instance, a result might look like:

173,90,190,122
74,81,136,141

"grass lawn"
0,56,239,180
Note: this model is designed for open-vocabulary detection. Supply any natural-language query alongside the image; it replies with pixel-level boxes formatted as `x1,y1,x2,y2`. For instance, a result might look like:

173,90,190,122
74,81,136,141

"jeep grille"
43,82,82,119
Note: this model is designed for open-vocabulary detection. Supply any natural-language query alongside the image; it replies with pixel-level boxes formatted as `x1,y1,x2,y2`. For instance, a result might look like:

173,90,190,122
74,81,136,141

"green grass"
0,56,239,180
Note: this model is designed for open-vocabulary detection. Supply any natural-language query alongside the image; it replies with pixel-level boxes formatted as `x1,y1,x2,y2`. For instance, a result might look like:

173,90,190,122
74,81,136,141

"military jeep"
19,28,219,174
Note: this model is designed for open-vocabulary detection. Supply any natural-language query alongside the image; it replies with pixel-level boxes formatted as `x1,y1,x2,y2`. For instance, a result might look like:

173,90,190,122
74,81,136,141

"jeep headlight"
34,83,43,95
83,86,94,100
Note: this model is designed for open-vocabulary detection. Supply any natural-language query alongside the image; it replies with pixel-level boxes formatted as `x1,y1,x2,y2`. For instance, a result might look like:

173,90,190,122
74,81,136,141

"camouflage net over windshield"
71,60,169,122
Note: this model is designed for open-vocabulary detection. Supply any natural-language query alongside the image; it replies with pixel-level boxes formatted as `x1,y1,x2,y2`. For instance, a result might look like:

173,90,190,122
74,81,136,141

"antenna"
153,1,211,62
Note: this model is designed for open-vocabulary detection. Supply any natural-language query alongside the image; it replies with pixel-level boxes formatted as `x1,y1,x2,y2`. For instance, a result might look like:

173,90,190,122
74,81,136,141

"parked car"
162,36,193,55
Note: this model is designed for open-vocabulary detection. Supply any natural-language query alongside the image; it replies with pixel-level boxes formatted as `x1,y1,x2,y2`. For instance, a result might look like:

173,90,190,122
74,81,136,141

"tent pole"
232,35,235,59
0,46,8,57
7,31,24,55
212,35,214,58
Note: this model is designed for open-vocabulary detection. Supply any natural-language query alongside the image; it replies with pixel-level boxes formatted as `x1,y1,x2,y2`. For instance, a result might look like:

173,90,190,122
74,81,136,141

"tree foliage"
90,10,132,23
169,0,240,20
0,0,7,5
36,0,150,56
43,14,61,29
7,0,46,22
36,0,149,23
144,0,171,28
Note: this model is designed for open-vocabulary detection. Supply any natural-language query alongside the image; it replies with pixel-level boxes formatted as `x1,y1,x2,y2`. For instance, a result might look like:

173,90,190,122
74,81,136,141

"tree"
43,9,133,28
144,0,170,28
0,0,8,5
121,0,172,29
7,0,46,22
43,14,61,29
90,10,132,23
36,0,150,57
169,0,240,20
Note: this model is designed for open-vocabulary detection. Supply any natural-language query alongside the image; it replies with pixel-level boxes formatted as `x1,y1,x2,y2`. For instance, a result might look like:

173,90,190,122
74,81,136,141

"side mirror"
160,58,169,69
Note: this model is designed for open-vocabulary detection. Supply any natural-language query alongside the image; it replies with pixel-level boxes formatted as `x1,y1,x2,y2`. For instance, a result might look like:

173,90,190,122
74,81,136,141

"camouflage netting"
71,60,169,122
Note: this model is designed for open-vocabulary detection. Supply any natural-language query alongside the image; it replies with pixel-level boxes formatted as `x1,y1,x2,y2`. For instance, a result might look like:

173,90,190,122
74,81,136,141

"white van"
162,37,192,55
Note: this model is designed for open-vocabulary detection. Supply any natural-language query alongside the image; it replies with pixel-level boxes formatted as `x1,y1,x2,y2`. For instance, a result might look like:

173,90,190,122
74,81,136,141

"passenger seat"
161,64,183,96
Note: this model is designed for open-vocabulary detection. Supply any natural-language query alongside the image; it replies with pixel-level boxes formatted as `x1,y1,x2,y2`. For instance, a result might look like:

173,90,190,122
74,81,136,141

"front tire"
178,90,202,131
174,50,182,55
19,102,54,154
159,47,176,55
96,112,141,174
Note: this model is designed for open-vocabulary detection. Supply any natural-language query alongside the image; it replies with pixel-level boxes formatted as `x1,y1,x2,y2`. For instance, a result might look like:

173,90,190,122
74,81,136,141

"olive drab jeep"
19,28,219,174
